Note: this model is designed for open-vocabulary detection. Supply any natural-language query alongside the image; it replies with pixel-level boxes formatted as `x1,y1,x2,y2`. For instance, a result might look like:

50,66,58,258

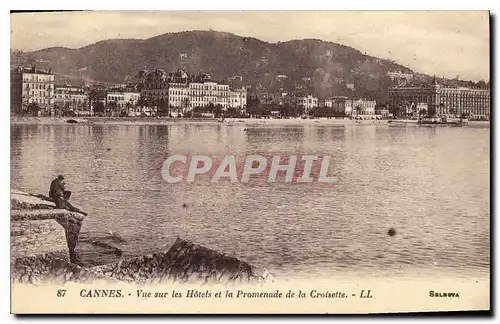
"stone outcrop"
92,237,273,285
11,190,56,209
11,253,115,285
11,191,86,263
11,219,69,262
11,189,274,286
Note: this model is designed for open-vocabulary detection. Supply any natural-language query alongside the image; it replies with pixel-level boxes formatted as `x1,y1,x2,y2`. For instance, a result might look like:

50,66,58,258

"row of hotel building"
10,66,490,119
388,79,490,119
10,67,248,117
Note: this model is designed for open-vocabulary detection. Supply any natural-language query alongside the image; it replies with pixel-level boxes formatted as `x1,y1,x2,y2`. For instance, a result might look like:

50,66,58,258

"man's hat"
57,175,65,180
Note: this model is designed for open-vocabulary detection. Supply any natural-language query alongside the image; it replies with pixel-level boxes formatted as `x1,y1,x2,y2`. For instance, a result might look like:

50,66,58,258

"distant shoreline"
10,116,376,126
10,116,489,127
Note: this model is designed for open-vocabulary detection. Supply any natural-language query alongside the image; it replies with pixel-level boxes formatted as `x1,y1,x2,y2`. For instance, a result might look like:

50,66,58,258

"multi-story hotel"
137,69,236,114
139,69,170,102
228,87,247,111
106,91,141,108
389,82,490,119
11,66,55,116
345,99,376,116
54,85,89,115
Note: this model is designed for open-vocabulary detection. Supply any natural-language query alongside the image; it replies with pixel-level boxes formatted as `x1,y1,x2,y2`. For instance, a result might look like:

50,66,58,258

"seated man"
49,175,87,216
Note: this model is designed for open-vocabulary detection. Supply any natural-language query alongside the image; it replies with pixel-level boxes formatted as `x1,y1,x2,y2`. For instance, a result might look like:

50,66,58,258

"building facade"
107,91,141,108
229,87,247,111
136,69,236,115
54,85,89,115
168,83,190,111
11,66,55,116
139,69,170,102
389,83,490,119
296,95,318,115
325,96,350,116
346,99,376,115
187,81,229,110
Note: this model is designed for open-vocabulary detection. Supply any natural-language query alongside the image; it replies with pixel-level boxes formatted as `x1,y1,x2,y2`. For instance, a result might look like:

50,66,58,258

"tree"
428,106,437,117
89,88,106,116
246,95,260,115
312,105,334,117
93,101,105,116
180,98,190,117
63,102,71,116
137,97,145,116
53,103,61,117
476,80,487,89
207,102,215,114
27,102,40,116
297,105,305,117
355,105,361,116
158,98,169,117
125,101,132,117
224,108,240,118
214,104,223,118
107,101,118,117
282,103,298,117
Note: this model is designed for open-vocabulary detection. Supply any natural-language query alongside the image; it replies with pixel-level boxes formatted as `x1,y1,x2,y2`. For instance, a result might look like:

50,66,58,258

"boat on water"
65,118,88,124
389,116,469,127
418,116,468,126
387,119,419,126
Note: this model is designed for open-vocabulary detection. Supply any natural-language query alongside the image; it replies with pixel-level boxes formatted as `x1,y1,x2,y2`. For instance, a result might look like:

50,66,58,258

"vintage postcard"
10,10,490,314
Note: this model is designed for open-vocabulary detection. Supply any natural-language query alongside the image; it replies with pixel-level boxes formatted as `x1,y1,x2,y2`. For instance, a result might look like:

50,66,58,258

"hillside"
12,30,427,103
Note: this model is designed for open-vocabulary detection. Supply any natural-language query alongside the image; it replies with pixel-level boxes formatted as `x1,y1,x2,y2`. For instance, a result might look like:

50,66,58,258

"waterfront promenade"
10,116,490,127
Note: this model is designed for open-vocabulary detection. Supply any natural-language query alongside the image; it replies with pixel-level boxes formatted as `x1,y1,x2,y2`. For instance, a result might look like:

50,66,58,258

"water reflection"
10,124,490,280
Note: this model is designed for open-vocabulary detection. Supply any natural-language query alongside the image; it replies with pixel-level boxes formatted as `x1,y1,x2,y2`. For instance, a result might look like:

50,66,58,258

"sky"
10,11,490,82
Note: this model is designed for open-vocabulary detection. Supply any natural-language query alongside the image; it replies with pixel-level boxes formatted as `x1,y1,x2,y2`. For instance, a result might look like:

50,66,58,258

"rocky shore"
10,189,273,286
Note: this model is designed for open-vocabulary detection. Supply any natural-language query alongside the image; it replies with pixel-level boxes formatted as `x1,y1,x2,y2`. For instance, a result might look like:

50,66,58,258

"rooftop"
14,66,53,75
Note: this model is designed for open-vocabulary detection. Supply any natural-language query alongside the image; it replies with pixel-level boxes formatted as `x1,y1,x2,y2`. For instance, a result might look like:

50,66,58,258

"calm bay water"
10,123,490,280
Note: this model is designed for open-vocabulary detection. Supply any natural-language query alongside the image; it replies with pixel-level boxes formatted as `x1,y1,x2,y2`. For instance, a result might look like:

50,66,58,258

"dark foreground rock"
92,237,272,285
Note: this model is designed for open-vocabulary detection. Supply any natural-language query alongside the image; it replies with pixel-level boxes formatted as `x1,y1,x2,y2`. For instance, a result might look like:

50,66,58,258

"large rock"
11,208,85,263
10,189,87,278
10,189,274,286
92,237,274,285
11,219,69,262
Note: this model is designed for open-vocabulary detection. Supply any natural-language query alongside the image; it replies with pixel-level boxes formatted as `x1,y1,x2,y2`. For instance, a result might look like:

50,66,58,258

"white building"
188,81,229,110
107,91,141,108
346,99,376,116
168,83,190,112
11,66,55,115
229,87,247,111
296,95,318,115
54,85,89,115
137,69,233,115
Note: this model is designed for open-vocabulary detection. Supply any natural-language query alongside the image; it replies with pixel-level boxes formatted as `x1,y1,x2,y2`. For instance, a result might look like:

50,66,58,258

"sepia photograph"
8,10,491,314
